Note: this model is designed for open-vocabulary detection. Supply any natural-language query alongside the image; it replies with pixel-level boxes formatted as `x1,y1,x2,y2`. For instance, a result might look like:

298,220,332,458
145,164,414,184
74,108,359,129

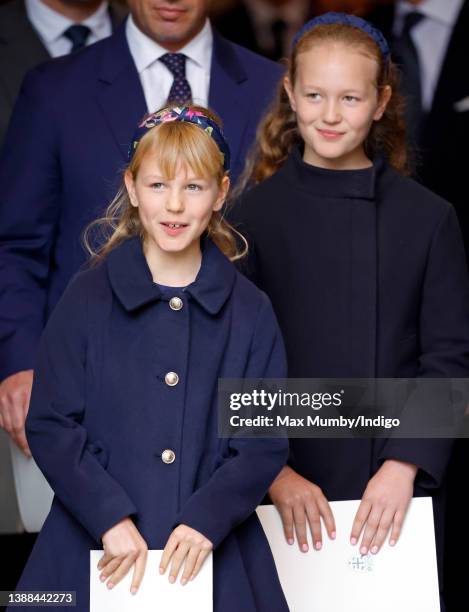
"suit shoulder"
0,0,24,26
217,35,285,82
232,269,274,313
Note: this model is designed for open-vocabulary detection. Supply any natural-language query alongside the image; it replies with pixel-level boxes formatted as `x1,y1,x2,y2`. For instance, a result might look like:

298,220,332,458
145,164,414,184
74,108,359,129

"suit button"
165,371,179,386
169,297,183,311
161,449,176,464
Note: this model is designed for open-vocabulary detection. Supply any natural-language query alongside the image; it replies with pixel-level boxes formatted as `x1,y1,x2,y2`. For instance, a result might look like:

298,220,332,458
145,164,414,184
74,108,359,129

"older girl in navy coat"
12,106,289,612
232,12,469,607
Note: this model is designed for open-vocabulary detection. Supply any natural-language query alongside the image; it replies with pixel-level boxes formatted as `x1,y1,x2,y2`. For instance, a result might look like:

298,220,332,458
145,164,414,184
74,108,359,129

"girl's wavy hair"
83,106,247,264
236,22,410,192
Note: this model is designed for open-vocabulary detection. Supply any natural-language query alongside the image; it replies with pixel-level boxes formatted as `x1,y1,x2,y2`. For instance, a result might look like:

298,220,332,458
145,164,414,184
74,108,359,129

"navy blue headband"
128,106,231,172
292,12,390,63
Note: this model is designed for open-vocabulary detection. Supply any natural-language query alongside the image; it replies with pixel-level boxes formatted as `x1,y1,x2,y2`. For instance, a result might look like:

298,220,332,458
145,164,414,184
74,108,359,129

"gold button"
169,297,183,311
161,449,176,464
165,371,179,386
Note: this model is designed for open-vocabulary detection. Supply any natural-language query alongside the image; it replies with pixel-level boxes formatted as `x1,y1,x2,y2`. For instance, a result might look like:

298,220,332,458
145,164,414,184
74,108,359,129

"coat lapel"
209,32,250,174
96,21,147,162
425,0,469,135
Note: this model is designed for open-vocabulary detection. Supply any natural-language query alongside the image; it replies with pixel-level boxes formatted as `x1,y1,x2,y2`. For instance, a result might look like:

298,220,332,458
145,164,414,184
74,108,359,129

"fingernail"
107,583,114,590
169,576,175,584
301,543,308,552
287,538,294,545
371,545,378,554
331,531,336,540
181,578,187,586
350,537,357,545
159,567,164,574
190,575,195,581
389,539,396,547
360,546,368,555
315,541,322,551
99,575,106,582
131,588,137,595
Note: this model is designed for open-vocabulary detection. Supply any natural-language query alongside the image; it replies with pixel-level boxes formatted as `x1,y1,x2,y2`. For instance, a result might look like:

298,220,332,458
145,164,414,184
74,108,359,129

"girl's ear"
124,170,138,208
284,76,297,112
373,85,392,121
213,175,230,212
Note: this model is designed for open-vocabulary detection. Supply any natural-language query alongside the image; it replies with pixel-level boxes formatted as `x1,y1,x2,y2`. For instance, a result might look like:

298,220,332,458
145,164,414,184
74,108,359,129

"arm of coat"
0,66,61,381
25,273,138,542
379,204,469,488
174,292,289,548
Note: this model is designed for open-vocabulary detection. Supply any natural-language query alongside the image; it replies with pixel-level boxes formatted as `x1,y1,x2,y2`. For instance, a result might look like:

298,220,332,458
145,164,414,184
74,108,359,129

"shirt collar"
107,236,236,315
396,0,464,29
126,14,213,74
25,0,110,44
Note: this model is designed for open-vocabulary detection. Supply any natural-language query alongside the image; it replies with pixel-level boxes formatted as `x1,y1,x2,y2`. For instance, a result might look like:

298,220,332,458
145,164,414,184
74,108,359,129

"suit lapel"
96,21,147,162
209,32,249,172
0,0,49,104
427,0,469,124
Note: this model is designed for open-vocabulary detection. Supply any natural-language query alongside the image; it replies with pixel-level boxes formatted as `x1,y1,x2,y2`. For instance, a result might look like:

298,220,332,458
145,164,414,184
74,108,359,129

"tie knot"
63,24,91,51
159,53,187,77
402,11,424,35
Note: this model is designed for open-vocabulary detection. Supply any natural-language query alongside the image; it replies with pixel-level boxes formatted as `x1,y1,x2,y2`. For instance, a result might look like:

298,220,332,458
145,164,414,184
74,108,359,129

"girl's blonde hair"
237,22,410,191
84,105,247,264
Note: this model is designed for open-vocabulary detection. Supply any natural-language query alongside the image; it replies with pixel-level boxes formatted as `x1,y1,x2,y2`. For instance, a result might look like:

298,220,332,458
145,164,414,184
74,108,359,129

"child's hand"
98,518,148,594
350,459,418,555
268,465,336,552
160,524,213,585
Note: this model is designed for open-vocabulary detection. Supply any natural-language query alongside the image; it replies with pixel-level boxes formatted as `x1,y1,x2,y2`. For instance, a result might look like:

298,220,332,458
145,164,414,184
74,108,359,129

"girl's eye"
307,93,321,101
186,184,202,191
150,182,165,190
344,96,359,103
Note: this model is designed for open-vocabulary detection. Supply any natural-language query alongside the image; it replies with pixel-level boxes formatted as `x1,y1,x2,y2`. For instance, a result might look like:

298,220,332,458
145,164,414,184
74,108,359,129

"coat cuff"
378,438,454,489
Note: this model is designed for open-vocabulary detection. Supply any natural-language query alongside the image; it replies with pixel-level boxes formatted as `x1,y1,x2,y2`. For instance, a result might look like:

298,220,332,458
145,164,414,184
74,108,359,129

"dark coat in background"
0,20,284,383
11,237,289,612
0,0,127,148
231,147,469,604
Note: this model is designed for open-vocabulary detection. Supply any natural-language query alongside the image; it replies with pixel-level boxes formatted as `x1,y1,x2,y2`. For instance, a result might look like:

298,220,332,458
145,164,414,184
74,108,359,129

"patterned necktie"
392,12,425,144
63,24,91,53
159,53,193,105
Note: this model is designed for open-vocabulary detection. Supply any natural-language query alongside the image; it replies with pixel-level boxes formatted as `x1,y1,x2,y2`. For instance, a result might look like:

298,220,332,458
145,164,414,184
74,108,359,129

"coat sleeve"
0,67,61,381
174,293,289,548
379,205,469,488
26,273,138,542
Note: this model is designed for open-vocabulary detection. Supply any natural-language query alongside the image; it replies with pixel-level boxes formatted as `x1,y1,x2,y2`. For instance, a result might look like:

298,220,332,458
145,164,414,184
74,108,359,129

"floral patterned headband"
128,106,231,172
292,12,390,64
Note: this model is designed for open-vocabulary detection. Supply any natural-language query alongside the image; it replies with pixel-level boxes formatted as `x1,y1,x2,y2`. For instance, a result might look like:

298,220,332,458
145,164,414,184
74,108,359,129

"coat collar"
107,236,236,315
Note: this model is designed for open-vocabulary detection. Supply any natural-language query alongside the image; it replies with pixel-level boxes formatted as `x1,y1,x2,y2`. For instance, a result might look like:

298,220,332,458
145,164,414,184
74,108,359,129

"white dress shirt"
125,15,213,113
25,0,112,58
393,0,464,110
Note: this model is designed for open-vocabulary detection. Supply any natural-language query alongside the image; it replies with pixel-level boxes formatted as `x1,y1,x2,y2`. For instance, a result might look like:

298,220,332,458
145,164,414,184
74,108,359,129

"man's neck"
38,0,104,22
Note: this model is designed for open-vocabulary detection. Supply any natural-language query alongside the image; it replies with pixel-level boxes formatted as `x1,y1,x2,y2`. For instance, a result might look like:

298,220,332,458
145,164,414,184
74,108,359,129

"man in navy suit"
0,0,284,455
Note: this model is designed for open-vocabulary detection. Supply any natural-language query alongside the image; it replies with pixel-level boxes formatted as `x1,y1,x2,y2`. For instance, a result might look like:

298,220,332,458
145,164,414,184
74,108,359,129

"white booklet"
256,497,440,612
90,550,212,611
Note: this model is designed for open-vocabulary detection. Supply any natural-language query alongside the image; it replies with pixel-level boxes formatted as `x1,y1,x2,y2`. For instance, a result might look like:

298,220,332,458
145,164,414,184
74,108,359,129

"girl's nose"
323,100,341,124
166,189,185,212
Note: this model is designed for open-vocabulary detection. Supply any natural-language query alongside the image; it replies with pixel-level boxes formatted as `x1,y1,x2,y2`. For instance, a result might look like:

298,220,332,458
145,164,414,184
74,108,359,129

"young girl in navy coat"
12,106,289,612
232,12,469,608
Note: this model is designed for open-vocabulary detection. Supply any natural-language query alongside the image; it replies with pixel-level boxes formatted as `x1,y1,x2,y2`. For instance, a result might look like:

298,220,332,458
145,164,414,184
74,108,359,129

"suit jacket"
0,0,127,148
11,237,289,611
0,20,284,381
368,0,469,265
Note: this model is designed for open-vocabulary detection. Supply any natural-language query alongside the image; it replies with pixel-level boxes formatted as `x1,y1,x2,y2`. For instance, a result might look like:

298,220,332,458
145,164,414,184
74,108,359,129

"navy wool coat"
12,237,289,612
231,147,469,597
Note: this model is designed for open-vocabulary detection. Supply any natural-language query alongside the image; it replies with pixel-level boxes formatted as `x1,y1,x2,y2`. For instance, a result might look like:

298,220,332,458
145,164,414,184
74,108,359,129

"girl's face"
285,42,391,170
125,153,229,255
